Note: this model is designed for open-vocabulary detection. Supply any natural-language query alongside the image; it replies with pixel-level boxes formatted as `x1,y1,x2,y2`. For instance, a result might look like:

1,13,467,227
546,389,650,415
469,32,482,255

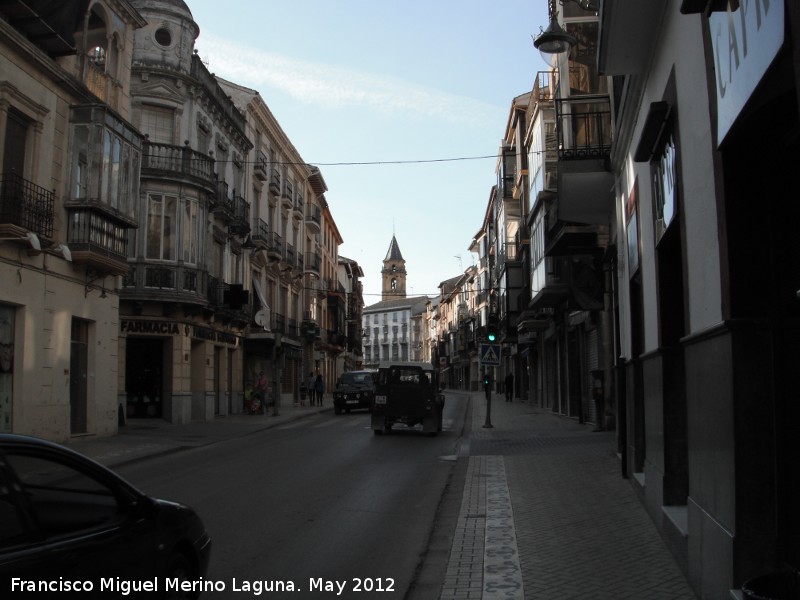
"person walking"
314,373,325,406
505,372,514,402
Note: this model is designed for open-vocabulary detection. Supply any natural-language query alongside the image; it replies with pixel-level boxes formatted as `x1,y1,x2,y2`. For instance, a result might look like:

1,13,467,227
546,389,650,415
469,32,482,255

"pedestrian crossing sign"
480,343,501,366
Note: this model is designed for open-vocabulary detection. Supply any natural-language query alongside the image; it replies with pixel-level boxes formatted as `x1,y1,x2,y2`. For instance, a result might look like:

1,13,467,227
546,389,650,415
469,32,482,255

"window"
68,109,141,221
3,453,121,537
141,106,174,145
146,194,177,260
182,198,200,264
2,108,29,178
154,27,172,47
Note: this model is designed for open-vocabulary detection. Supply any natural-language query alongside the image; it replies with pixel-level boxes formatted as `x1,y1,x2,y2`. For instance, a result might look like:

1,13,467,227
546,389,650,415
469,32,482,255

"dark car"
333,370,377,414
0,434,211,598
371,362,445,435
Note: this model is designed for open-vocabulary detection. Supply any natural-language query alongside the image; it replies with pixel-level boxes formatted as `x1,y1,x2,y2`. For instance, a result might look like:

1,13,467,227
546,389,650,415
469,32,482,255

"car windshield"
338,373,372,386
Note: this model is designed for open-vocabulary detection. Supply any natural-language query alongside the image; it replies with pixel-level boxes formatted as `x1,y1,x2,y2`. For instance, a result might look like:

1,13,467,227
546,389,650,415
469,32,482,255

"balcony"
281,181,294,211
554,95,614,225
122,262,207,305
304,252,321,276
285,244,295,270
268,169,281,197
542,196,599,257
495,238,519,274
142,142,215,190
86,61,111,103
305,205,321,234
293,191,304,221
251,219,269,248
529,255,569,310
0,172,54,240
266,232,283,261
230,194,250,236
66,209,129,275
253,151,268,181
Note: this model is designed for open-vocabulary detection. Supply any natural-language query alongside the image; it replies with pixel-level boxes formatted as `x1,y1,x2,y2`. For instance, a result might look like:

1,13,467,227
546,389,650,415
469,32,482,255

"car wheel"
334,405,342,415
163,553,198,599
373,428,383,435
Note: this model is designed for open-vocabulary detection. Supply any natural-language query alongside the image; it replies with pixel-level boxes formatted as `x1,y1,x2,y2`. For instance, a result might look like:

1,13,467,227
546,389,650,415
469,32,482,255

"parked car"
0,434,211,598
333,370,377,414
371,362,445,435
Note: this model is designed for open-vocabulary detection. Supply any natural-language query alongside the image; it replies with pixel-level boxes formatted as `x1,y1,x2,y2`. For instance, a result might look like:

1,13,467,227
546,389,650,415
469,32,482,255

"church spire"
381,235,407,300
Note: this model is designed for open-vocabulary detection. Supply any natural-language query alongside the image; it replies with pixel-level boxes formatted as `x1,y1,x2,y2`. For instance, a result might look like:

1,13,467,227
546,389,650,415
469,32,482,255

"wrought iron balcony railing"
0,172,54,238
142,142,215,186
555,95,612,161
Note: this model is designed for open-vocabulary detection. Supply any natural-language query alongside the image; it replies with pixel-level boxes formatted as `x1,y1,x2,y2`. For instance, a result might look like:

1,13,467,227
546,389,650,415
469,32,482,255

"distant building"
381,235,406,300
362,236,430,368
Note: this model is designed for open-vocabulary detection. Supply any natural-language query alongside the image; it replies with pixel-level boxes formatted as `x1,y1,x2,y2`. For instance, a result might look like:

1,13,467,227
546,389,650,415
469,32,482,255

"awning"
251,275,269,310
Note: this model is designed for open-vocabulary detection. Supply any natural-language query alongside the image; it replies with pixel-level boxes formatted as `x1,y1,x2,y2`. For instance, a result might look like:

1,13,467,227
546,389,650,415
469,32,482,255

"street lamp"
533,0,598,56
533,12,575,55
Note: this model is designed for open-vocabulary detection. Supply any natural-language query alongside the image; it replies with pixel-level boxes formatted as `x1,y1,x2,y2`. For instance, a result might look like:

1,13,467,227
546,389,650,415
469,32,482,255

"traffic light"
486,314,498,342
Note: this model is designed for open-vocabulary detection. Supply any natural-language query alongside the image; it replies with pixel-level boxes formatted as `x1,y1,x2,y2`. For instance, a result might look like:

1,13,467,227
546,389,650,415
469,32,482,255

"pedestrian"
314,373,325,406
306,371,315,406
505,372,514,402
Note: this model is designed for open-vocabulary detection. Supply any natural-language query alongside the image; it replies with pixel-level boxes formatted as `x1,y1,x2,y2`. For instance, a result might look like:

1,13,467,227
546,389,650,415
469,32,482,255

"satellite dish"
254,309,270,330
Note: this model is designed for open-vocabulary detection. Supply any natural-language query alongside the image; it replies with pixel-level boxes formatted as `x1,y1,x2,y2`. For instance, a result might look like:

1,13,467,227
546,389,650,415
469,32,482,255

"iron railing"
0,172,54,238
555,95,612,160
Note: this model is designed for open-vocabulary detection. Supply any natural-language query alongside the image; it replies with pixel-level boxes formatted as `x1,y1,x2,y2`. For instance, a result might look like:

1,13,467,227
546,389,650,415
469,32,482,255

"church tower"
381,235,407,300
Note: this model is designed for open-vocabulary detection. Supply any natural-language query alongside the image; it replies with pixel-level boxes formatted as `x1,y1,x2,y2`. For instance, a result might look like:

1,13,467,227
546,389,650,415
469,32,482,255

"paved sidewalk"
65,401,331,467
439,391,697,600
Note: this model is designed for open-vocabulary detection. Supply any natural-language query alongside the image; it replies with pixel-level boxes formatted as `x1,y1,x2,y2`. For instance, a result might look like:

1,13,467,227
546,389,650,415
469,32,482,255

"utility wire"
140,151,545,167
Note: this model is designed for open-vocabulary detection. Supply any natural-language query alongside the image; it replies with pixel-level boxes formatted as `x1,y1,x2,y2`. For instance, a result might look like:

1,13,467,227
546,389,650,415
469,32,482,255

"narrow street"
114,395,469,598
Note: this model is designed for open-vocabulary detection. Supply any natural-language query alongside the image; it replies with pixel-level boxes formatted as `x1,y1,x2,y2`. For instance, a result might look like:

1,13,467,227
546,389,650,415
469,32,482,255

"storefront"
120,318,243,424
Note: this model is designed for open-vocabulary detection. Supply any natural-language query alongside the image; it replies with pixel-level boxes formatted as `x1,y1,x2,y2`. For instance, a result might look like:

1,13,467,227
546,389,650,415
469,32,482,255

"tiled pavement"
438,391,697,600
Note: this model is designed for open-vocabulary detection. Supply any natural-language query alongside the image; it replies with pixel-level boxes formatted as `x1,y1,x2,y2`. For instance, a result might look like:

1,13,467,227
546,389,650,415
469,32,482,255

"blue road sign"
479,343,501,366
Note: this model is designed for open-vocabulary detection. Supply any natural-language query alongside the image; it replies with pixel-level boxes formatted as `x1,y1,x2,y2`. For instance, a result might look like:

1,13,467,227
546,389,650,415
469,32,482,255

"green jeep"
371,362,445,435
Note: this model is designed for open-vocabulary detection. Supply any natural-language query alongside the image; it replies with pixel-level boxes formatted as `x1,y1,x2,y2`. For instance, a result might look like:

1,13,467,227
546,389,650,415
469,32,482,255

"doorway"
125,338,164,418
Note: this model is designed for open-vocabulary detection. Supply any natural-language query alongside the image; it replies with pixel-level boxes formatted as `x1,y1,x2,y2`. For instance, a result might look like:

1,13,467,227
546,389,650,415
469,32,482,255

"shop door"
0,305,15,432
70,318,89,434
125,338,163,418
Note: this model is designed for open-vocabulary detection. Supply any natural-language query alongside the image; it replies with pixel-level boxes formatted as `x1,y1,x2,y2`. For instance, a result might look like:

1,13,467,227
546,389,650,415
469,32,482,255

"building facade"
1,0,351,438
119,0,253,423
217,77,329,411
1,0,146,440
598,0,800,596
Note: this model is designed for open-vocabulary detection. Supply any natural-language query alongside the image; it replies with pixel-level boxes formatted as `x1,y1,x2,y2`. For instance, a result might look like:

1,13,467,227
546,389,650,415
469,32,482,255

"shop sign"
711,0,784,144
192,326,238,345
121,319,239,346
121,319,182,335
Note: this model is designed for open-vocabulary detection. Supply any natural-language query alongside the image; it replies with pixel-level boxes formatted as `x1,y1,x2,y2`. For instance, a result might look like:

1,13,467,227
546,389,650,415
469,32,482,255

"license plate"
374,395,387,405
346,400,358,404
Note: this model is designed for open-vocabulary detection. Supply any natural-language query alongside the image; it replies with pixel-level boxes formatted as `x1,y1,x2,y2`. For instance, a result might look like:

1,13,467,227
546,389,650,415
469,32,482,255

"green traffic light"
487,333,496,342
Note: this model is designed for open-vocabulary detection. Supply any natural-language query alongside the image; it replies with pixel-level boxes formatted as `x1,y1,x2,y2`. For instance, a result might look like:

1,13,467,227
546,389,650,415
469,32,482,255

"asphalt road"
116,393,468,599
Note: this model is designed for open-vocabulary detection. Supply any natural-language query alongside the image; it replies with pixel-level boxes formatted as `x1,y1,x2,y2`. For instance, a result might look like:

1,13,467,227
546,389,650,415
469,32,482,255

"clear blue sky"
187,0,550,304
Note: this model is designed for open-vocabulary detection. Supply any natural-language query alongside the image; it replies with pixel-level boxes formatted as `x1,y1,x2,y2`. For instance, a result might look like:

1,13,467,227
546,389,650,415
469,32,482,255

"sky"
186,0,550,305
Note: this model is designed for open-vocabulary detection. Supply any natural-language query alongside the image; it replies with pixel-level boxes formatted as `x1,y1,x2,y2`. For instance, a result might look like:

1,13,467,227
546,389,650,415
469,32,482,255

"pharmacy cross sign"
479,343,501,367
